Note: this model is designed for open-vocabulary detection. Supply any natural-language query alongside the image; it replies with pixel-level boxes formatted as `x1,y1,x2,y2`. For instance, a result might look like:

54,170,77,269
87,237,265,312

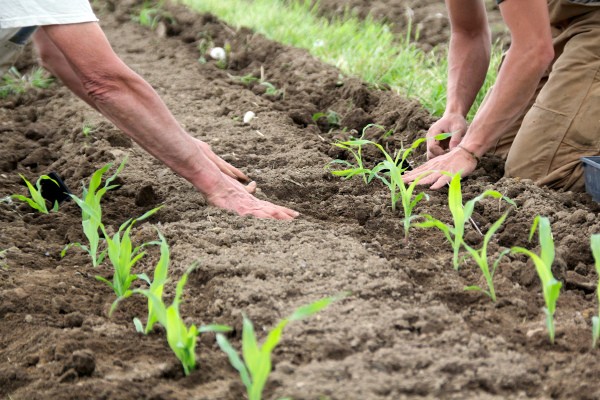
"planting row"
328,124,600,346
8,160,343,399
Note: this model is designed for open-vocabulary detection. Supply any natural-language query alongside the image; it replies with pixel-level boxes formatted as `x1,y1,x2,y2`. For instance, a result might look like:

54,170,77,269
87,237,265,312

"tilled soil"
1,1,599,399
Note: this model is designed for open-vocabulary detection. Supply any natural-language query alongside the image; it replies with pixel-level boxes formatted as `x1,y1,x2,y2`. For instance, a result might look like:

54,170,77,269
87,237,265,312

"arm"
405,0,554,189
35,23,298,220
460,0,554,156
427,0,490,158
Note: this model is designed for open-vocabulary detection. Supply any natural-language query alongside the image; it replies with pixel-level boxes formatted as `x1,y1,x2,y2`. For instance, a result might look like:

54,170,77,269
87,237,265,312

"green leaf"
241,315,261,378
133,317,144,333
12,193,46,213
289,296,338,321
137,273,151,285
96,275,115,291
198,324,232,333
216,333,252,389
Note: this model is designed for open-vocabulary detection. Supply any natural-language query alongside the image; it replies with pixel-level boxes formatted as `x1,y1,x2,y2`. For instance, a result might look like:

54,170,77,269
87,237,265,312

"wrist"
456,144,480,163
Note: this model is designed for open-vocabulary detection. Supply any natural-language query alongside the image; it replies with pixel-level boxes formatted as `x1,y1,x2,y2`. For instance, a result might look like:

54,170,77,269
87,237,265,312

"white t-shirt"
0,0,98,29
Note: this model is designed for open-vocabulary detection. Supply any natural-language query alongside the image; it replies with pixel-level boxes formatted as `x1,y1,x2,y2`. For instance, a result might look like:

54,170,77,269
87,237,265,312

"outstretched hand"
205,176,299,220
402,146,478,189
194,138,299,220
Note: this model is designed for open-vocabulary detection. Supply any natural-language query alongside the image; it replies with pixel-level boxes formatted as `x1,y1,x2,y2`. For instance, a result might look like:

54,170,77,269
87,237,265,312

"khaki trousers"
490,0,600,191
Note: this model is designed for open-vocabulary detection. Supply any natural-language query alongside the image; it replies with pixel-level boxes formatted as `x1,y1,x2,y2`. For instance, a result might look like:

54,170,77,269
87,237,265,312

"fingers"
429,174,453,190
448,133,464,150
427,142,447,159
196,139,251,182
240,202,300,220
210,152,251,182
245,181,257,194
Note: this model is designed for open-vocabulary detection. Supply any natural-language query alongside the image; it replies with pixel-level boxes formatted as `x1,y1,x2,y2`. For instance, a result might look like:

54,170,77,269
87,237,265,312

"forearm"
460,0,553,157
444,0,491,118
460,48,550,155
445,30,491,117
87,68,224,194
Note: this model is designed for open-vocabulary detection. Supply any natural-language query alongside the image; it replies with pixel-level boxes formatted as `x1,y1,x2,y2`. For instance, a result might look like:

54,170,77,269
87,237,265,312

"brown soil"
1,1,599,399
311,0,509,50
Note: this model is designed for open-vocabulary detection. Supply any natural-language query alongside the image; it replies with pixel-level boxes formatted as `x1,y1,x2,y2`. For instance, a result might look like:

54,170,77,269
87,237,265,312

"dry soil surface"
1,1,599,399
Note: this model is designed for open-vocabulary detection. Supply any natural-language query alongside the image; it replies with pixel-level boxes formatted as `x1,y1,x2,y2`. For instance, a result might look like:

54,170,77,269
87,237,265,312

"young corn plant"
417,173,515,269
132,0,173,30
512,216,562,344
328,127,449,240
100,206,163,314
62,159,126,267
590,234,600,348
312,110,341,127
135,267,232,376
133,229,170,334
216,296,342,400
70,194,162,312
12,174,60,214
1,66,53,98
463,212,510,302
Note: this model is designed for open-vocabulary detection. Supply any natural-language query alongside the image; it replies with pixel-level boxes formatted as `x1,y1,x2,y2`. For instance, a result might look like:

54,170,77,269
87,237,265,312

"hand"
427,113,467,160
194,138,251,183
403,146,478,189
205,174,299,220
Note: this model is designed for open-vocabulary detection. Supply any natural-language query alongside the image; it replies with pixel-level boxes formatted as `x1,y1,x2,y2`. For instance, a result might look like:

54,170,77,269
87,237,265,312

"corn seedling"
216,295,343,400
69,191,162,313
0,67,53,98
418,173,515,269
135,266,232,375
132,0,174,30
235,73,260,85
12,174,60,214
62,159,126,267
328,126,450,241
590,234,600,348
215,42,232,69
133,229,170,334
312,110,341,127
99,206,163,313
82,122,96,137
463,212,510,302
512,216,562,344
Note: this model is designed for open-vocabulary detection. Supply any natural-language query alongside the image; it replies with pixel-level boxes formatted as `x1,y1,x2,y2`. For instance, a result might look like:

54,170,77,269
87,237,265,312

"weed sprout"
0,67,53,98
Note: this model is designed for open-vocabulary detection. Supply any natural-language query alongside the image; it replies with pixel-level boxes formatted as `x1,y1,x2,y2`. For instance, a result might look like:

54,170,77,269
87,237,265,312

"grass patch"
180,0,501,119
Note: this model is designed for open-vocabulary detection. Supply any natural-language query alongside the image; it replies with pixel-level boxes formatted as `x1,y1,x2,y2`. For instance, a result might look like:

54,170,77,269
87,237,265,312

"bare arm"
405,0,553,189
460,0,554,156
427,0,490,158
36,22,298,220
